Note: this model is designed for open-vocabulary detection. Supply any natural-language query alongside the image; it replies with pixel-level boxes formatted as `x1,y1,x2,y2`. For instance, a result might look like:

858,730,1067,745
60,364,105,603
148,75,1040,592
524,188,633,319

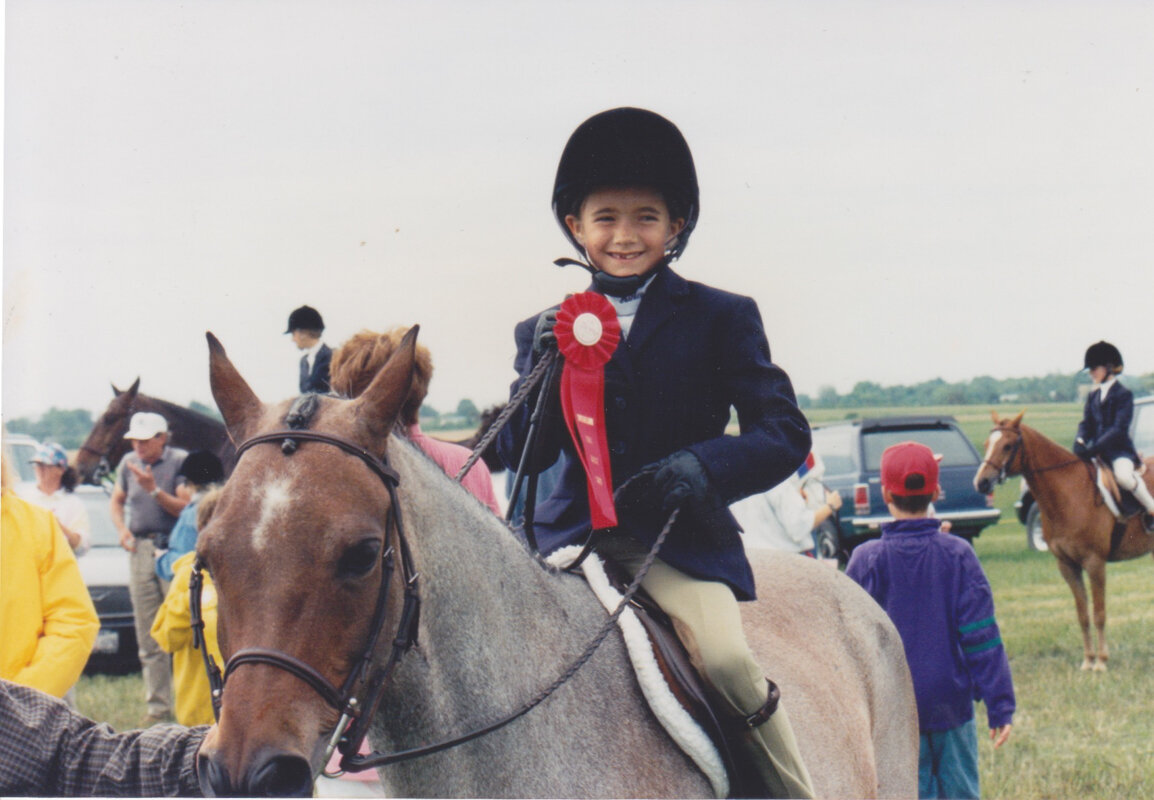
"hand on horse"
532,308,559,356
645,450,716,516
1073,439,1095,460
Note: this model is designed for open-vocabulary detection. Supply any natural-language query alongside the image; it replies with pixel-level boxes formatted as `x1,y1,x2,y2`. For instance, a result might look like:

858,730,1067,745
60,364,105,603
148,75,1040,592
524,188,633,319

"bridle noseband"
190,427,421,775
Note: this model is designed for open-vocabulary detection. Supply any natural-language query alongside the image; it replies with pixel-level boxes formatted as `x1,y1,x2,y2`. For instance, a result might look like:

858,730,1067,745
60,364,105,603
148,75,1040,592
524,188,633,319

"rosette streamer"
553,292,621,528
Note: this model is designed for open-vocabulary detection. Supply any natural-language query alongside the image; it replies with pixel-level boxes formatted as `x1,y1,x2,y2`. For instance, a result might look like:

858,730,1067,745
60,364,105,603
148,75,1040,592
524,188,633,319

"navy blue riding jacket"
496,265,811,600
1077,381,1140,464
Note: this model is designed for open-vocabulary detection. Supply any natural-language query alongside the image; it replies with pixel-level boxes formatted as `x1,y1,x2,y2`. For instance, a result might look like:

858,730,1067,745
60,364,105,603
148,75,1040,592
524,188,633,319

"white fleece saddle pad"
546,545,728,798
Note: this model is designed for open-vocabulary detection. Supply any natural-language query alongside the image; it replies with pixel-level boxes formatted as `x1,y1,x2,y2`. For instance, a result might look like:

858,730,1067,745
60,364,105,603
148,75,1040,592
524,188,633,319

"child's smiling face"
565,187,684,278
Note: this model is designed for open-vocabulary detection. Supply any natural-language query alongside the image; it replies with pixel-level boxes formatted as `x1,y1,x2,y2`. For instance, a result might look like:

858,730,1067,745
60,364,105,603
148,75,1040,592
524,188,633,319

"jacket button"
611,441,626,455
614,396,627,410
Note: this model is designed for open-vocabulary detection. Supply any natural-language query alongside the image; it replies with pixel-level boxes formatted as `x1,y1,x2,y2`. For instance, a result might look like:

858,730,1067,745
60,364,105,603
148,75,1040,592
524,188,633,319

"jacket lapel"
622,266,689,357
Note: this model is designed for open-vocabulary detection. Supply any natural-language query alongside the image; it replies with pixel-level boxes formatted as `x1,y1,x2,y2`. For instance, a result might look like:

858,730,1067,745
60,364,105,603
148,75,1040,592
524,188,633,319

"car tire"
814,520,846,568
1025,503,1047,551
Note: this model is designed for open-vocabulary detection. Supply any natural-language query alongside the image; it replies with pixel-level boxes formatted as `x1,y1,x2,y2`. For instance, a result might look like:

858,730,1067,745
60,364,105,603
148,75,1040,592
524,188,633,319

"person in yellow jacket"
1,486,100,698
150,550,221,726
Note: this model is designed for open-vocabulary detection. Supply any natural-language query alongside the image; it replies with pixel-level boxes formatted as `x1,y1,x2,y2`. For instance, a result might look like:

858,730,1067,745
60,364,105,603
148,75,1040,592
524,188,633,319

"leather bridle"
189,387,676,778
189,428,421,776
980,426,1085,485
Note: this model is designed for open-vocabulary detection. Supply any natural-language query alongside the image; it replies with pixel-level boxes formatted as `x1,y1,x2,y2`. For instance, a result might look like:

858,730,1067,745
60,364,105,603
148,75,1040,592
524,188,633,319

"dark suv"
1017,394,1154,551
811,415,1001,564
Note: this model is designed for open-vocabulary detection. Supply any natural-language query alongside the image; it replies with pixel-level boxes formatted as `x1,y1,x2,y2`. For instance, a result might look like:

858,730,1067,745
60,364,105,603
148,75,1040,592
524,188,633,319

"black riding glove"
649,450,713,515
1074,439,1094,460
532,308,559,356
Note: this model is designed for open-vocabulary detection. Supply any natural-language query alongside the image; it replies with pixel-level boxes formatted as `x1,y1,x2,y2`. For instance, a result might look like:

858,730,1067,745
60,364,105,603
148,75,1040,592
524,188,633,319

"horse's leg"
1086,555,1109,671
1054,557,1095,670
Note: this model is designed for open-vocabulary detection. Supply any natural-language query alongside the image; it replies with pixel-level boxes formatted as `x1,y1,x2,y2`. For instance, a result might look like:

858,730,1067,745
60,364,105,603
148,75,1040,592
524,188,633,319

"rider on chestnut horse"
1074,341,1154,532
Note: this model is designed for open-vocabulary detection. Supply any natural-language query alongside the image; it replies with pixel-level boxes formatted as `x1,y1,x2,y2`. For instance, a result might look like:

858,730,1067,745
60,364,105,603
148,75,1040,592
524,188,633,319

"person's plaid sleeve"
1,680,208,796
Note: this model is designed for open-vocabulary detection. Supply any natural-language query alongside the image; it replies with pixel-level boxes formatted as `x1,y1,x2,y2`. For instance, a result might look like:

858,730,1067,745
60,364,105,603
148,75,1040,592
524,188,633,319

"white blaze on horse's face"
974,430,1004,491
982,430,1003,463
251,474,297,552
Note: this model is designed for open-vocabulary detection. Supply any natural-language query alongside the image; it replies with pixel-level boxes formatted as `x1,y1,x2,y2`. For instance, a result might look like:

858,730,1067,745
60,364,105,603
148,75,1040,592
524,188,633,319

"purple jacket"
846,518,1015,732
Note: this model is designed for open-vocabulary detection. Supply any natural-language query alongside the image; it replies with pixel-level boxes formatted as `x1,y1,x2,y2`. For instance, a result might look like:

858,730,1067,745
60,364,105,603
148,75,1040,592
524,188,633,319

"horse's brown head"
73,378,142,483
196,328,418,797
974,410,1026,494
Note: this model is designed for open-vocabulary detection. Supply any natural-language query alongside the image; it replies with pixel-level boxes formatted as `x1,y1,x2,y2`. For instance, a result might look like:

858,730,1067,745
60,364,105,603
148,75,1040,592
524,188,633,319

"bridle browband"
189,426,421,777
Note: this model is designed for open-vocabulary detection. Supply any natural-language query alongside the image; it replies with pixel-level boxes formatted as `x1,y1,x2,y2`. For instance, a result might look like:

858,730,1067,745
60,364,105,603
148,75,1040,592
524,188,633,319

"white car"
74,484,140,673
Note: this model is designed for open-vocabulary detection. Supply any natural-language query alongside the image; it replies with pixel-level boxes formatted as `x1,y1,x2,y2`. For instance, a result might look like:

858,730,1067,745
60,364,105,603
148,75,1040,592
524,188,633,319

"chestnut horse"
974,411,1154,671
195,328,917,798
74,378,236,484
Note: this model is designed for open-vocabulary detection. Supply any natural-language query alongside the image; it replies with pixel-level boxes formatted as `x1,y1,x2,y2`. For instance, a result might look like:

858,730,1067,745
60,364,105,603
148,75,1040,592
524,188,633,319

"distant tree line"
9,372,1154,447
797,372,1154,410
5,407,95,450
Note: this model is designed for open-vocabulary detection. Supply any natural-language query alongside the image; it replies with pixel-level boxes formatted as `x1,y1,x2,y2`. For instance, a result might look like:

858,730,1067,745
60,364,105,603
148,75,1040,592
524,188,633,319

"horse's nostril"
198,752,233,797
248,754,314,797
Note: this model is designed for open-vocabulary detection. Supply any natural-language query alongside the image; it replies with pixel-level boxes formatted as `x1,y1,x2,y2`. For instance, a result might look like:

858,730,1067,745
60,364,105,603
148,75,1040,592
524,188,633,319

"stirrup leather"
742,678,781,728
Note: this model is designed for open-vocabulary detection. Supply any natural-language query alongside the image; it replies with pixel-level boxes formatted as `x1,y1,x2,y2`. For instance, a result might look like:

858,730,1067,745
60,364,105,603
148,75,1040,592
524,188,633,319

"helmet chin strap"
554,258,653,298
554,231,679,298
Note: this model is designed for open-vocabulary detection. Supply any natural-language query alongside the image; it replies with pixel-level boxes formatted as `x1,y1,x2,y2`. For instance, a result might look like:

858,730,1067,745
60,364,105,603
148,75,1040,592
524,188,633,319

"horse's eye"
337,539,381,579
1003,443,1013,452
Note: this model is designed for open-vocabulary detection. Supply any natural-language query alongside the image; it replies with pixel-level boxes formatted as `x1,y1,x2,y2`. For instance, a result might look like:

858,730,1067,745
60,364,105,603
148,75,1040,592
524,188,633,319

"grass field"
76,403,1154,797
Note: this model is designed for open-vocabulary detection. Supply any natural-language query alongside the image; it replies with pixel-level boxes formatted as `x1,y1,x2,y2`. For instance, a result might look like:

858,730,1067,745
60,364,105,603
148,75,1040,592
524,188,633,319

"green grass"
973,519,1154,798
75,672,147,732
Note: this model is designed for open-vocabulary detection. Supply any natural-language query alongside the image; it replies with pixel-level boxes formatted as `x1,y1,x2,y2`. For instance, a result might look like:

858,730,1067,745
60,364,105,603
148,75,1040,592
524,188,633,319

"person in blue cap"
497,107,813,798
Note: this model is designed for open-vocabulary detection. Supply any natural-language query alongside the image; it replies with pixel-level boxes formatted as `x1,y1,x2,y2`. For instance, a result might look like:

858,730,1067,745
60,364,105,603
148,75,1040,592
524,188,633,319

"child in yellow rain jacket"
150,550,221,726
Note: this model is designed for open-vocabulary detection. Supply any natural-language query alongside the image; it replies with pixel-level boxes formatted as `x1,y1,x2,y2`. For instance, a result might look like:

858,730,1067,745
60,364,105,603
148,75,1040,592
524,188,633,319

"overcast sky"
3,1,1153,425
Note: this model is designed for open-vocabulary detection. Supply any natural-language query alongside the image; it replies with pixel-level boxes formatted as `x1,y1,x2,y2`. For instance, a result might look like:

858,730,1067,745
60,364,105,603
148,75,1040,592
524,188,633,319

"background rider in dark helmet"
1075,341,1154,530
497,107,815,798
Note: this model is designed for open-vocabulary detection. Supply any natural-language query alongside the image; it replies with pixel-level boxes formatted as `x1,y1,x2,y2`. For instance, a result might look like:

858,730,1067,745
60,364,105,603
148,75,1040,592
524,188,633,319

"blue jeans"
919,718,979,799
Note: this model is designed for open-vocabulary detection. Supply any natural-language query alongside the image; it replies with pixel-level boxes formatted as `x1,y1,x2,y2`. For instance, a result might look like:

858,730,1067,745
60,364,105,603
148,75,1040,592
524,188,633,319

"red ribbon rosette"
553,292,622,529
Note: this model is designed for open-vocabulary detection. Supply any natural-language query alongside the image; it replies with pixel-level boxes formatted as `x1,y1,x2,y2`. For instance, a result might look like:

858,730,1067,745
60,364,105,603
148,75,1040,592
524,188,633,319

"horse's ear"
990,409,1000,425
350,324,419,445
113,377,141,398
207,332,264,443
1010,410,1025,428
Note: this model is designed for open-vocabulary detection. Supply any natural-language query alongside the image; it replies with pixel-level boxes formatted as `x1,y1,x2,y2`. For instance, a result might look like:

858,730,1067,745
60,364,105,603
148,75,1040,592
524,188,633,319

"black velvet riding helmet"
552,107,700,263
1084,341,1123,374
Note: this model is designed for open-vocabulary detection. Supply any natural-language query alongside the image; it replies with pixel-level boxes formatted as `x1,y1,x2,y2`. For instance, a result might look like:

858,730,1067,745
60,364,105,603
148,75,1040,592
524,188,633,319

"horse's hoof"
1093,661,1108,673
1080,659,1094,671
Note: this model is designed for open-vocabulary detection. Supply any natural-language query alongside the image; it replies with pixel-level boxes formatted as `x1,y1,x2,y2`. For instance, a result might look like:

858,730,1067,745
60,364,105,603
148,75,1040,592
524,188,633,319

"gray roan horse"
195,327,917,798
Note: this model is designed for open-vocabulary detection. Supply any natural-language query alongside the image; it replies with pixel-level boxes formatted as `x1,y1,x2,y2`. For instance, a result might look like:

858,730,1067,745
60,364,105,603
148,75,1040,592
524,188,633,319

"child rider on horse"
496,107,815,798
1075,341,1154,531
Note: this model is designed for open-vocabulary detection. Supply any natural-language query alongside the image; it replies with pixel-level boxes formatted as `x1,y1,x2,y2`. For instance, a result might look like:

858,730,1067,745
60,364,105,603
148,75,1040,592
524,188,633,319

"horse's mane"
134,392,223,426
386,432,548,569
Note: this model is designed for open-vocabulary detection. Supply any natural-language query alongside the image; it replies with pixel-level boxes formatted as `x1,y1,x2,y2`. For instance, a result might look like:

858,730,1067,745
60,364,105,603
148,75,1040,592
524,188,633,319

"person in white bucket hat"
109,411,189,726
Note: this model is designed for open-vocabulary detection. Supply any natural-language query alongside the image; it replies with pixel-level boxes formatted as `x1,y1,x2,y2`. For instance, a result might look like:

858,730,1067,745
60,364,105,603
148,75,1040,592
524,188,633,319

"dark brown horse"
974,411,1154,670
74,378,236,484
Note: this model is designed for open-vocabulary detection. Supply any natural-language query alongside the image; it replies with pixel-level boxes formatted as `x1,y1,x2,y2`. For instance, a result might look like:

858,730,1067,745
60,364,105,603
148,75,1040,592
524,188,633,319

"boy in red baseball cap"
847,441,1015,800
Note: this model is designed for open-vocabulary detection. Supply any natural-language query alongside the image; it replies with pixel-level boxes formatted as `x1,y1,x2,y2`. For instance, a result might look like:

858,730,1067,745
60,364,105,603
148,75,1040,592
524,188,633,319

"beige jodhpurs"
598,537,814,799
